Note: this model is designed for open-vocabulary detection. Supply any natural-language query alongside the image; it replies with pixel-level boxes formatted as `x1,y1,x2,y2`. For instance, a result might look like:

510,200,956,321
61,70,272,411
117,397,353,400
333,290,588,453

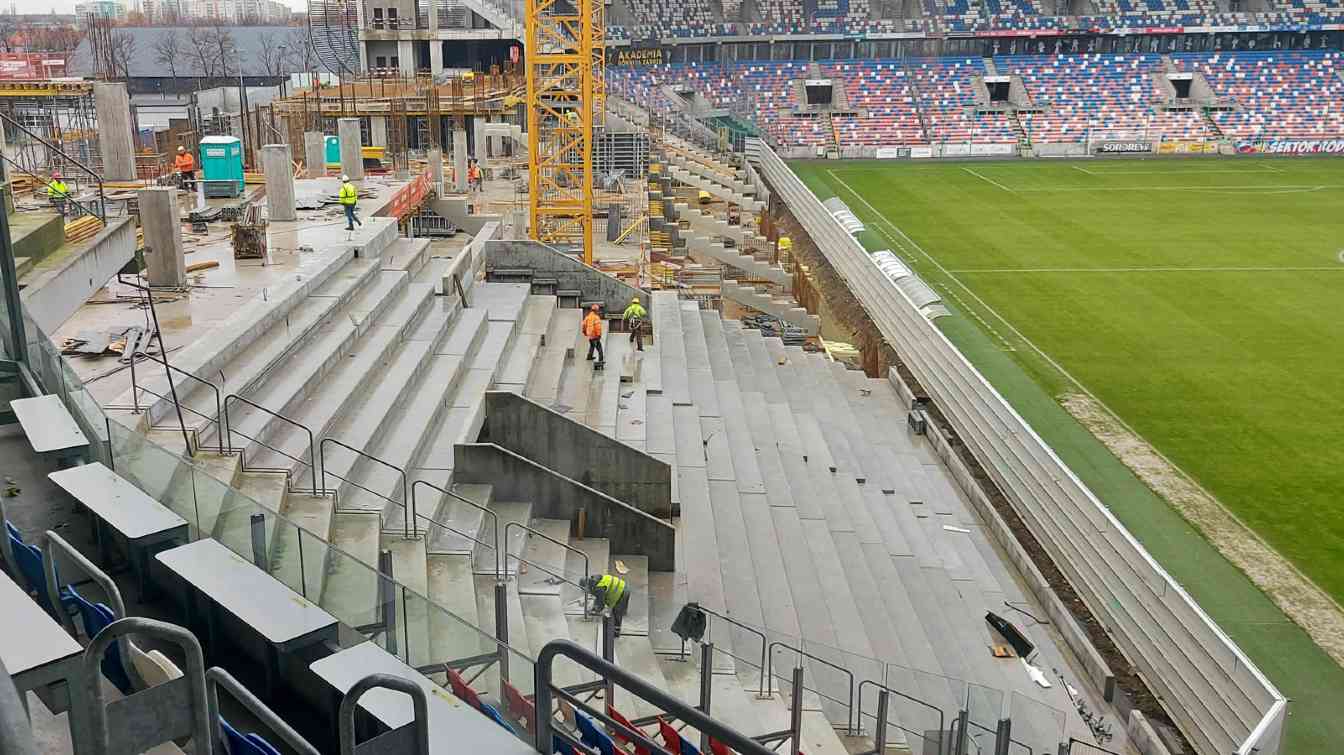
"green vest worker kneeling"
581,574,631,636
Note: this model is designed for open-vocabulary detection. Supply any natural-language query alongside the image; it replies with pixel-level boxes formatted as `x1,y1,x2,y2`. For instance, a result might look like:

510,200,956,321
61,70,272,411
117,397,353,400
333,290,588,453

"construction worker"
467,159,482,193
339,174,362,231
623,296,647,352
174,145,196,191
46,171,69,217
582,303,605,365
580,573,629,636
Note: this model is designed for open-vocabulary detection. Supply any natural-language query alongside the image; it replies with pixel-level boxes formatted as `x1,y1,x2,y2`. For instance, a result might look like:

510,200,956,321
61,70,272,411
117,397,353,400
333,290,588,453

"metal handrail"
206,668,320,755
966,718,1031,755
42,530,145,692
320,437,413,539
224,393,319,492
1067,738,1122,755
339,674,430,755
126,380,219,454
83,618,214,755
504,520,590,613
858,679,947,755
0,152,105,221
0,111,106,220
124,343,224,453
767,640,856,736
536,639,779,755
410,479,499,575
692,603,768,696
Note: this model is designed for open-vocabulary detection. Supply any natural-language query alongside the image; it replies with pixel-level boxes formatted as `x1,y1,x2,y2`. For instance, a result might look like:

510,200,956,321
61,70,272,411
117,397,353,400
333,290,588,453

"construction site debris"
61,325,155,361
185,260,220,273
63,215,105,244
231,204,268,260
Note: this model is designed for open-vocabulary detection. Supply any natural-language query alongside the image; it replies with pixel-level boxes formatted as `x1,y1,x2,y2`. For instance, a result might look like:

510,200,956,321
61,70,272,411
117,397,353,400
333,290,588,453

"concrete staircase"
670,202,790,288
665,162,765,213
122,225,1098,752
720,280,820,335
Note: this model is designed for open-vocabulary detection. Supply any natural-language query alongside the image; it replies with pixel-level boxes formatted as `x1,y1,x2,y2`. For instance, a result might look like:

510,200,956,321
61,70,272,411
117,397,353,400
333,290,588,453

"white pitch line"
1013,184,1341,192
1070,164,1096,176
1068,168,1296,175
961,166,1017,193
948,265,1344,273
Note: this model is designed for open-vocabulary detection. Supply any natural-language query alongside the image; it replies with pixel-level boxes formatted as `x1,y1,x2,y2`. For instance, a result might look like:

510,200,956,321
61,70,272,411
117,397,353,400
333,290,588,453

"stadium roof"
67,25,310,78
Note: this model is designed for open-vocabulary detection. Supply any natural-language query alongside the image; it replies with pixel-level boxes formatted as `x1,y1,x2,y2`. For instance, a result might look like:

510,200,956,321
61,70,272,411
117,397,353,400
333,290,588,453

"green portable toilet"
325,135,340,168
199,135,243,198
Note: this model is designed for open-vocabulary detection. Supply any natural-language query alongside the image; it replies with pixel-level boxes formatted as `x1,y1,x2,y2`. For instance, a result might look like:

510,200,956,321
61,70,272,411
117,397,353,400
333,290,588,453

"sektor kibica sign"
1236,138,1344,155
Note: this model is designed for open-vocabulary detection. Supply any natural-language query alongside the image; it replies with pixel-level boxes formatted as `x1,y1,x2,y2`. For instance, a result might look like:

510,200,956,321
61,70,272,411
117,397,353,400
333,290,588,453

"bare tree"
152,29,185,79
186,25,219,79
106,29,137,81
207,23,238,78
256,30,285,76
0,16,19,53
283,27,317,73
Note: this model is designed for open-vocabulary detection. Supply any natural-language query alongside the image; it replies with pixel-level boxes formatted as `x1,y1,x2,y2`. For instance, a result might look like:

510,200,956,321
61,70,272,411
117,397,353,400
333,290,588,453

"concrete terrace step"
380,237,433,274
475,500,532,576
721,280,820,336
428,553,485,663
224,270,414,458
652,292,691,406
566,537,610,617
320,512,384,630
525,308,581,405
516,518,572,596
387,535,432,668
427,483,493,559
268,492,334,602
242,279,429,475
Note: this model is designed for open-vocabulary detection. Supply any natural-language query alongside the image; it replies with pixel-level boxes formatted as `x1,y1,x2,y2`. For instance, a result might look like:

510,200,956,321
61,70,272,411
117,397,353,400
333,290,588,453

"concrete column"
453,126,468,192
398,39,415,75
138,188,186,287
94,82,136,182
338,118,364,180
427,148,444,194
371,116,388,148
262,144,296,222
429,40,443,76
303,131,326,177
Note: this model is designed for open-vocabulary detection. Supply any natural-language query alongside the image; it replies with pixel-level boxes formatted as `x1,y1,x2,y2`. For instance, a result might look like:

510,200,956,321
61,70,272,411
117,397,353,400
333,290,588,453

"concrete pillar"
262,144,296,222
371,117,388,148
427,148,444,194
304,131,326,177
429,40,443,76
138,188,186,287
453,126,468,192
94,82,136,182
338,118,364,180
398,39,415,75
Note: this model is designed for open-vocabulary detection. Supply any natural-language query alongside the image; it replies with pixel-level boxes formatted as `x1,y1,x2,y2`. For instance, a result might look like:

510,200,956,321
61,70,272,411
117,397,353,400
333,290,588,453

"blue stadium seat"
67,590,133,694
219,718,283,755
6,522,74,615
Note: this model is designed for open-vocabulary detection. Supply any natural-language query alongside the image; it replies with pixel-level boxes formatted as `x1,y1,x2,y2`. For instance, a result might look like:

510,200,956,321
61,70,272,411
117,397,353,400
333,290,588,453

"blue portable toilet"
199,135,244,198
325,135,340,168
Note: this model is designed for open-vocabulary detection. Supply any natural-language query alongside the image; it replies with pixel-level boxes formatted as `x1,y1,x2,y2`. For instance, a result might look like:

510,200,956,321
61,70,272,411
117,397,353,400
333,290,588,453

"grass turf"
792,156,1344,751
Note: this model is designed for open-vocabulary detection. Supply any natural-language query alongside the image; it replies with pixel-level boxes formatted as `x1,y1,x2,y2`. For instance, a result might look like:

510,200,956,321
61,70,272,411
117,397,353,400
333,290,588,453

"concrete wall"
481,239,648,314
20,218,137,332
428,197,501,235
453,443,676,571
483,391,672,517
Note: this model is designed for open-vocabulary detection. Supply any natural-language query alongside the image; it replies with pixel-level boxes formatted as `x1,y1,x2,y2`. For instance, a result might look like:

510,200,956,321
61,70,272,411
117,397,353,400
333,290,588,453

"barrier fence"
746,137,1286,755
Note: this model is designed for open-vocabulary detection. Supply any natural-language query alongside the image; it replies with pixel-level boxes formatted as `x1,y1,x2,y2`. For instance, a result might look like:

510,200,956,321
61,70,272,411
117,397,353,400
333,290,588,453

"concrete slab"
438,309,489,356
429,553,486,662
715,381,766,495
320,512,383,629
517,518,571,596
673,405,706,469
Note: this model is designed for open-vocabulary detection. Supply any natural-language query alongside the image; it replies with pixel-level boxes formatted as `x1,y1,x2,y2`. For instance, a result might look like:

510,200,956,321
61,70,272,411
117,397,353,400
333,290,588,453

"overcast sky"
17,0,308,14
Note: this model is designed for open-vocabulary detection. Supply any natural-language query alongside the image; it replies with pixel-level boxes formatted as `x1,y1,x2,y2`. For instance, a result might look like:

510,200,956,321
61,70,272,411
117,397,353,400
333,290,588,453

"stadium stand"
999,53,1164,142
830,61,925,146
1173,49,1344,138
912,57,1018,143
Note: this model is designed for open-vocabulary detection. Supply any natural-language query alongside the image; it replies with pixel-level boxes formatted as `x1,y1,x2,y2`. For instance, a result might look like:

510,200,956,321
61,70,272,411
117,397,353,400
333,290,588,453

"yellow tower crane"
525,0,602,264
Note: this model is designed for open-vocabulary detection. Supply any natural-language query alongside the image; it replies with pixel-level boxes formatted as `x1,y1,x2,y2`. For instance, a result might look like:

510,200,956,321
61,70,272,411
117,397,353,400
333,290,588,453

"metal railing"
0,152,104,222
858,679,947,755
409,479,499,575
504,520,591,613
689,603,769,697
206,668,320,755
320,437,413,539
127,358,225,454
0,111,107,221
536,639,781,755
223,393,320,493
767,640,856,736
339,674,430,755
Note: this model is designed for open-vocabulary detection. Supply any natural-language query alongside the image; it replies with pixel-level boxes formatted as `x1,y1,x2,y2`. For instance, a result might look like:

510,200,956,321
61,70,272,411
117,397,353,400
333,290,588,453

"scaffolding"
0,82,102,182
525,0,600,263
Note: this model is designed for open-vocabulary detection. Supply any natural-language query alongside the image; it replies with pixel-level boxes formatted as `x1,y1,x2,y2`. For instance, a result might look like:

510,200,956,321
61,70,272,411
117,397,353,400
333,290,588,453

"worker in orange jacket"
174,146,196,191
582,304,604,364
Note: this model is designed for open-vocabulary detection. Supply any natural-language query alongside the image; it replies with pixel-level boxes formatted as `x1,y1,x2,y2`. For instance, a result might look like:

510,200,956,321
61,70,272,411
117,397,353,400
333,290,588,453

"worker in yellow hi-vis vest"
339,174,362,231
581,573,630,636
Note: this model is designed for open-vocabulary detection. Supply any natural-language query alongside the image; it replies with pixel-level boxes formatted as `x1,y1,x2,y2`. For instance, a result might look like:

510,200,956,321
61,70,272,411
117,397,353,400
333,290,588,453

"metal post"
874,689,889,752
994,718,1011,755
249,513,268,571
788,666,804,755
954,709,969,755
602,613,616,706
378,549,398,657
0,201,28,366
495,580,509,684
699,642,714,754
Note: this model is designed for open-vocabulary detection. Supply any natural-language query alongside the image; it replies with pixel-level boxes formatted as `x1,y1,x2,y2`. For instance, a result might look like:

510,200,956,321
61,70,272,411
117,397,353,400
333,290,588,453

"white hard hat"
340,174,350,181
177,145,185,152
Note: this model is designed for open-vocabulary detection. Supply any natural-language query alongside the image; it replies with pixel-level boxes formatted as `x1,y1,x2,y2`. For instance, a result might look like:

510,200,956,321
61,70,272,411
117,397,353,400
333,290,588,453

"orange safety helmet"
590,304,600,312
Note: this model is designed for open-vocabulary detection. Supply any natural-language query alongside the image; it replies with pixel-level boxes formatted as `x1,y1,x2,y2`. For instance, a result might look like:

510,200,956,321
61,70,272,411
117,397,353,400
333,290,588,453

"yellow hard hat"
631,296,640,303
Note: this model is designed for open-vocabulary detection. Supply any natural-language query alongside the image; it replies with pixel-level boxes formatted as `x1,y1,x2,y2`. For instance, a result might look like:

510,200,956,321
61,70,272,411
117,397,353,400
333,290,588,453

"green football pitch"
792,156,1344,751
